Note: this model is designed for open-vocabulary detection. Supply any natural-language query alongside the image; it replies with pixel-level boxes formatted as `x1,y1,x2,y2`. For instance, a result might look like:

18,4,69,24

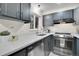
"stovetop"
55,32,71,35
54,32,73,38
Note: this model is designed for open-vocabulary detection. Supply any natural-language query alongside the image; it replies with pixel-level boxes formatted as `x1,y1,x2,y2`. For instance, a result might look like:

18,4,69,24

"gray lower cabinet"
43,35,53,56
26,40,45,56
27,35,53,56
43,37,49,56
9,40,45,56
75,38,79,56
9,35,52,56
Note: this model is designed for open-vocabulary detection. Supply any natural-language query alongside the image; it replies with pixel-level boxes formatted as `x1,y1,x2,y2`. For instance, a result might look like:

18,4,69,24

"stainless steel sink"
37,34,46,36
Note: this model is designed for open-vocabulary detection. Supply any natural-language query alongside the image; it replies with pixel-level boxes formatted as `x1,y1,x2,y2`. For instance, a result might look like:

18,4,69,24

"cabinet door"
43,36,52,56
49,35,54,52
74,7,79,25
7,3,20,18
1,3,8,15
21,3,31,21
62,10,73,19
26,40,45,56
43,14,53,27
76,38,79,56
53,13,61,20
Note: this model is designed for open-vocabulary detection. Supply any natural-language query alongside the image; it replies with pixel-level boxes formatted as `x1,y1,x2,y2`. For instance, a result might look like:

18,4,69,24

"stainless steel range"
53,32,74,56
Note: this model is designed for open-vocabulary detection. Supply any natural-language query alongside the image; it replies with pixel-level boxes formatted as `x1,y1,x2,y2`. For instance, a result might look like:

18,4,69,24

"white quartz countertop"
73,34,79,38
0,31,52,56
0,29,79,56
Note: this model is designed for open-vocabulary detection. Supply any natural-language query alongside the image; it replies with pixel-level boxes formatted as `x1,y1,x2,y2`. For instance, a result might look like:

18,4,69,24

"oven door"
53,36,73,56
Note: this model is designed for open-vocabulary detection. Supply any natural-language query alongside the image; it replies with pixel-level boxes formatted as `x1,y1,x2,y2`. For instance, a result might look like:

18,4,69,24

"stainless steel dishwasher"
26,40,45,56
26,35,51,56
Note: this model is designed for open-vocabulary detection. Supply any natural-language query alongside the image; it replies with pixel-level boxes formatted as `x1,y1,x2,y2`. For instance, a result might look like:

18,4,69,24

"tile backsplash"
48,23,77,34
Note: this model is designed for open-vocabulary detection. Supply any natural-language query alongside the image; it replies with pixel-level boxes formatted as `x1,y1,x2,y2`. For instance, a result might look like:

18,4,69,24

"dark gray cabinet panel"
62,10,73,19
7,3,20,18
0,3,31,22
1,3,20,18
43,35,53,56
74,7,79,25
43,37,50,56
53,13,61,20
1,3,7,15
21,3,31,21
76,38,79,56
35,17,38,28
53,10,73,20
72,37,76,56
43,14,53,27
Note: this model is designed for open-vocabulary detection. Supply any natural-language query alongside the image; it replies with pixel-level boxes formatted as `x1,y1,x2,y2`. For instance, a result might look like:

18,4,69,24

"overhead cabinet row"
43,9,74,27
0,3,31,21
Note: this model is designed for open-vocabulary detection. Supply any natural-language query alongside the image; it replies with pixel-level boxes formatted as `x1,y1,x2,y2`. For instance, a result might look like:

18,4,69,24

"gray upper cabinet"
62,10,73,19
53,13,61,20
53,10,73,20
43,9,73,27
1,3,20,18
7,3,20,18
74,7,79,25
1,3,8,15
21,3,31,21
63,10,73,19
0,3,31,22
43,14,53,27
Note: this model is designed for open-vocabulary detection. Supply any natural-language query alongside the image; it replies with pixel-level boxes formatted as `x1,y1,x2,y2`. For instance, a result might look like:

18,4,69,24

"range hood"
53,18,75,24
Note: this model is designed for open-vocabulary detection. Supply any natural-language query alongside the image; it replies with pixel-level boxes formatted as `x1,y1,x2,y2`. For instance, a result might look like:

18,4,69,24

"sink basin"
37,34,46,36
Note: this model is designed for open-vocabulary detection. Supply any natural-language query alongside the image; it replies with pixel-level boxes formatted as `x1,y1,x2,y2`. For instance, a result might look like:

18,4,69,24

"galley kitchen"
0,3,79,56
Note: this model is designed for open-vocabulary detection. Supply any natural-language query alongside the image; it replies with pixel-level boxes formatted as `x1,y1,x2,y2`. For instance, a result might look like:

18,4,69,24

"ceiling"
31,3,79,15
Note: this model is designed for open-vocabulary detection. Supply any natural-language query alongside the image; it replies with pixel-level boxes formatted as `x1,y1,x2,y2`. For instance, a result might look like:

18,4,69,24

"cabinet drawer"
26,40,42,52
